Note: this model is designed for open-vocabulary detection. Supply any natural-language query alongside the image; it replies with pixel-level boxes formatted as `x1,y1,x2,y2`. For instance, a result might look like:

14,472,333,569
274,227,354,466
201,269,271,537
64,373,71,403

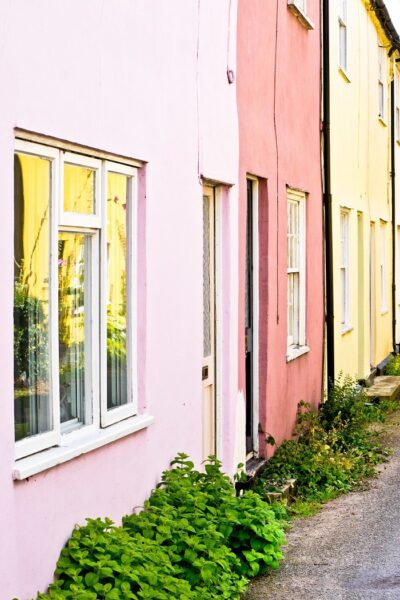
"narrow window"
338,0,348,73
287,190,306,356
340,210,350,328
378,45,386,120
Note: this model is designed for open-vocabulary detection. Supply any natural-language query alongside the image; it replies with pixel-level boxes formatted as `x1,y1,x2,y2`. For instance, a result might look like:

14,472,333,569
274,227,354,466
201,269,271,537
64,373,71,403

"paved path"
245,412,400,600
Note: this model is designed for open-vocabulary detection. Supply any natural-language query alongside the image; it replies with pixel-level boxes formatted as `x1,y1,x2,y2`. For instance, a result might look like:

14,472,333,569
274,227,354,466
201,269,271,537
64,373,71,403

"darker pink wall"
237,0,324,453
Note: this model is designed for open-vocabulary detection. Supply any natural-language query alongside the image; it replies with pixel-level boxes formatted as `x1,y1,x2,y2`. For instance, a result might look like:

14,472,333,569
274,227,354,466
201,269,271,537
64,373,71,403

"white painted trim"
101,163,138,427
13,414,155,480
214,187,223,459
15,129,144,168
286,345,310,362
287,0,314,30
59,152,102,229
251,180,259,455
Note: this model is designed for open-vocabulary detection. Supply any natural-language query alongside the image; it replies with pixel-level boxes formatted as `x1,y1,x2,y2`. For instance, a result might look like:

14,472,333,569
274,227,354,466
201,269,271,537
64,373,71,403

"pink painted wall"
237,1,324,455
0,1,240,597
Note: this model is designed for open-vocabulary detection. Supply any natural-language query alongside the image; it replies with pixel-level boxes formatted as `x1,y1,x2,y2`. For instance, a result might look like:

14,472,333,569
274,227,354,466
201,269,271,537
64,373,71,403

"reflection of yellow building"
329,0,397,380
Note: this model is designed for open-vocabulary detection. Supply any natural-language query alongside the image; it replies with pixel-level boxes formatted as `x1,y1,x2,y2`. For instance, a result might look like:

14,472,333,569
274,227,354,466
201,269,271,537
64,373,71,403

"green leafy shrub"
258,377,393,504
36,455,286,599
384,354,400,376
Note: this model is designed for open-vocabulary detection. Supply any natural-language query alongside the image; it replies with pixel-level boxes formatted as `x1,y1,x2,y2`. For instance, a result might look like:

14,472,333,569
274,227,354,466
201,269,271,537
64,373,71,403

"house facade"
325,0,400,382
236,0,324,456
0,2,244,597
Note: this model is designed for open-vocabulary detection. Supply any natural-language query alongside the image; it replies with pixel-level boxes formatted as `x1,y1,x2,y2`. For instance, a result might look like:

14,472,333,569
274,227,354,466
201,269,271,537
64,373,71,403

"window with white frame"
14,140,138,459
396,70,400,141
338,0,348,73
340,209,350,328
380,221,388,312
287,0,314,29
287,190,306,354
378,45,386,120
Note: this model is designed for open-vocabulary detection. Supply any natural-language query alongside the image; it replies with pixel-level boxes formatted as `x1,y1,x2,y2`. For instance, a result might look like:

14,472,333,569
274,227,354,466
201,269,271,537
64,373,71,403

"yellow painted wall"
330,0,394,379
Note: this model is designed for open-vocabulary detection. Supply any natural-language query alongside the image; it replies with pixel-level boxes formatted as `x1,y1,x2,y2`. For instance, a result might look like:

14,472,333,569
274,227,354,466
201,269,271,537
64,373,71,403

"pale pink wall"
237,0,324,454
0,1,240,597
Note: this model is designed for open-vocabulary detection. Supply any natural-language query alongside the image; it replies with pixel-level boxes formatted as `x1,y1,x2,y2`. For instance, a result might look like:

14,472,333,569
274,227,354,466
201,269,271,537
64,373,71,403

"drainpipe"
391,76,396,353
322,0,335,389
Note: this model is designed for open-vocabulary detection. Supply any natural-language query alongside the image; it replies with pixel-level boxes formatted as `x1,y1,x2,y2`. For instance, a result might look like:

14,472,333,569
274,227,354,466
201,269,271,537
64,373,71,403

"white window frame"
14,139,141,463
287,0,314,30
338,0,348,76
380,220,388,313
378,44,387,122
286,189,308,361
340,209,351,331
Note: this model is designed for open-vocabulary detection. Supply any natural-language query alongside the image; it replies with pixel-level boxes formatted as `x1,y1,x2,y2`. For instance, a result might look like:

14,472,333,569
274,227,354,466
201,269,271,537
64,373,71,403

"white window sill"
287,2,314,30
338,67,351,83
341,324,353,335
286,345,310,362
13,414,154,480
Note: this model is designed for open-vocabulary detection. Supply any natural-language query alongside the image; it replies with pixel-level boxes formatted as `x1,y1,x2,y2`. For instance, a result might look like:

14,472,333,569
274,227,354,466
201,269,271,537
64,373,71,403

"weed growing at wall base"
33,455,285,599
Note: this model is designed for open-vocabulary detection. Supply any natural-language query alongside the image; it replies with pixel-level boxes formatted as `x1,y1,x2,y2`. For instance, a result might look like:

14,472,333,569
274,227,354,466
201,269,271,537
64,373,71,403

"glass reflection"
64,163,95,214
107,172,128,409
14,153,51,441
58,232,87,426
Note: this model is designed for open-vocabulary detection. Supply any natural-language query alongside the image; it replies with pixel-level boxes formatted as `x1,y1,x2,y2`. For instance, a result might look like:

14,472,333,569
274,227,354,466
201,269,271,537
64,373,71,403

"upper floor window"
14,140,138,459
378,45,386,121
287,189,307,360
338,0,348,74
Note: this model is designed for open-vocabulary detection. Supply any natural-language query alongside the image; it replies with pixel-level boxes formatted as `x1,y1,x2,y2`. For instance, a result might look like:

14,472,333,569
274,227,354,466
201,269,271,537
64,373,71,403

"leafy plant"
384,354,400,376
35,455,286,599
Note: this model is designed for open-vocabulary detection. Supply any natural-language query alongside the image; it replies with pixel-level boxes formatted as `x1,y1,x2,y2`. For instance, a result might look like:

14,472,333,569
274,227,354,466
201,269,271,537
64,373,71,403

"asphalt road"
245,412,400,600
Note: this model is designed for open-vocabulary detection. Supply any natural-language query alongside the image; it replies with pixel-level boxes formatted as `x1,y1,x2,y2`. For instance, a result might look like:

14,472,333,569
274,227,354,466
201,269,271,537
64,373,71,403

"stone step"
365,376,400,400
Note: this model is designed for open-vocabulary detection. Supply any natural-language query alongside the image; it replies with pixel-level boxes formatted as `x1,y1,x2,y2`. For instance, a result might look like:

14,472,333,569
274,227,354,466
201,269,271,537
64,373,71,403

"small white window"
378,45,386,120
340,210,350,329
287,190,307,359
380,221,388,313
338,0,348,74
14,140,139,459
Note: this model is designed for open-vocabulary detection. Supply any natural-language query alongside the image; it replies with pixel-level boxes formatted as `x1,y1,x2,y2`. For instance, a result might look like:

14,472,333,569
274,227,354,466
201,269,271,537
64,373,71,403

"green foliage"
36,455,286,599
258,377,393,504
384,354,400,376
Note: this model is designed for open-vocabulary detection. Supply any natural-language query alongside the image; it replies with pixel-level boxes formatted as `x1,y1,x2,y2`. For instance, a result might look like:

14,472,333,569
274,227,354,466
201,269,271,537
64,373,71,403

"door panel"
245,180,254,455
202,187,216,459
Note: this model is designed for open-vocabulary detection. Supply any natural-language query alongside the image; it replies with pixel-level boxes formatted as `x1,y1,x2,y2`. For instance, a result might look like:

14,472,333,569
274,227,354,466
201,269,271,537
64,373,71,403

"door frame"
246,176,260,457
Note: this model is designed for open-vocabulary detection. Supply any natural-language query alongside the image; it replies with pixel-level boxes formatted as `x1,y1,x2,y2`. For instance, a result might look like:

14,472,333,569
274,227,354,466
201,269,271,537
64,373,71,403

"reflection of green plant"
14,280,48,384
107,314,126,360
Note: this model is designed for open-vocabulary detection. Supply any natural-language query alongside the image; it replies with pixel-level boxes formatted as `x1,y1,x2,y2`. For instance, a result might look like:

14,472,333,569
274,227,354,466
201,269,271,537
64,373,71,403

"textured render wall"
330,0,393,379
0,1,239,597
236,0,324,453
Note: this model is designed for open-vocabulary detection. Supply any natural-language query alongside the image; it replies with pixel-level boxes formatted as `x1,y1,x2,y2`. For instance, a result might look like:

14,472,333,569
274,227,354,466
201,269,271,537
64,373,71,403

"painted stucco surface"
330,0,393,379
236,1,324,452
0,2,241,597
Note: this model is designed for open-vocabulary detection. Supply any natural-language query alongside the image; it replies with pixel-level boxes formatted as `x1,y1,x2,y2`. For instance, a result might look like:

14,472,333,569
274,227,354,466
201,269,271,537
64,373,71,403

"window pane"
64,163,95,214
58,232,87,425
107,173,128,409
14,153,52,441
